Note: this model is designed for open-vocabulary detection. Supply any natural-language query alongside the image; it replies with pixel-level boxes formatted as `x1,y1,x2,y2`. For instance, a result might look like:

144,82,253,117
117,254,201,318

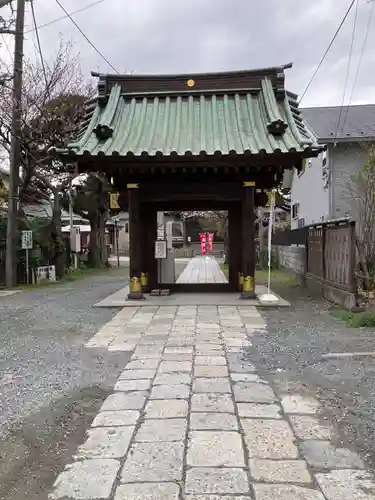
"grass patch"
19,265,124,291
331,309,375,328
220,264,302,289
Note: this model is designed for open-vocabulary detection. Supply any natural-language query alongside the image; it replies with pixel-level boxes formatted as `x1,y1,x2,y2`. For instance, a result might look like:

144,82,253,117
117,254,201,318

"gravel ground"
0,260,188,500
0,267,131,500
245,282,375,472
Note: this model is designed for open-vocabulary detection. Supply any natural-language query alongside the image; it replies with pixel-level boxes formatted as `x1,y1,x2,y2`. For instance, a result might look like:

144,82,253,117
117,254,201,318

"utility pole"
3,0,26,287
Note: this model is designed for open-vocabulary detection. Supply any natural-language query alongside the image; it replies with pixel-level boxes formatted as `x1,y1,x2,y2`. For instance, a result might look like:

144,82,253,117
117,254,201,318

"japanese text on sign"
21,230,33,250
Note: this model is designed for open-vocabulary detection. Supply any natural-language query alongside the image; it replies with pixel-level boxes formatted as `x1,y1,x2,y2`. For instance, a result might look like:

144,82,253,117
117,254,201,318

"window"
292,202,300,219
125,222,129,233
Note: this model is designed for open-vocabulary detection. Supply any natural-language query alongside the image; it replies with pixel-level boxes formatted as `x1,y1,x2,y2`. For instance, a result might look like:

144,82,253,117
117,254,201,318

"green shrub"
331,309,375,328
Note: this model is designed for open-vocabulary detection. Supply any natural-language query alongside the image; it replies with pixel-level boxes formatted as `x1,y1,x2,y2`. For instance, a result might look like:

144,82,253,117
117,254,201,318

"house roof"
301,104,375,143
57,66,318,159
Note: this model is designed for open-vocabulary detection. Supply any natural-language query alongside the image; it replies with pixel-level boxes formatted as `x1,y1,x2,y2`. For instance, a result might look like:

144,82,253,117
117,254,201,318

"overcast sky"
1,0,375,107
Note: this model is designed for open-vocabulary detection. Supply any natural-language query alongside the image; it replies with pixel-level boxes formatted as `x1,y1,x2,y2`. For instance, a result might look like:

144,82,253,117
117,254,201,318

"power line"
299,0,357,104
333,0,359,143
30,0,50,98
341,0,375,129
54,0,119,74
1,32,12,59
25,0,109,34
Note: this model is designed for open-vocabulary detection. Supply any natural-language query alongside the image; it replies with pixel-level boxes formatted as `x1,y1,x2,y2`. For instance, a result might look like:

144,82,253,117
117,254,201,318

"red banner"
208,232,214,252
199,233,207,255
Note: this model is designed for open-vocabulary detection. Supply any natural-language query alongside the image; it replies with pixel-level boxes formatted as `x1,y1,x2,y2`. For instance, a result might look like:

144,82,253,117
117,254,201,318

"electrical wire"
341,0,375,129
30,0,50,99
333,0,359,143
25,0,110,34
298,0,357,104
54,0,119,74
1,32,12,59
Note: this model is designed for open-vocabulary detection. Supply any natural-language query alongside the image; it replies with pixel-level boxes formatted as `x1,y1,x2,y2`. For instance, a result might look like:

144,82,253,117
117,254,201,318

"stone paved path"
176,256,227,283
50,305,375,500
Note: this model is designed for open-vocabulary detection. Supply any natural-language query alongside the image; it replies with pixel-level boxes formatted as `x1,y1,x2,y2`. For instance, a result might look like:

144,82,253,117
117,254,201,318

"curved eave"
51,145,320,160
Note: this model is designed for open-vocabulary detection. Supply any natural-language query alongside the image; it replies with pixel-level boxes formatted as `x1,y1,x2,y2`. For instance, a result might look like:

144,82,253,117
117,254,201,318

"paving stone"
125,359,160,370
281,394,320,415
299,440,364,469
289,415,331,440
185,467,250,494
231,373,264,382
185,497,249,500
193,377,231,393
241,419,298,459
135,418,187,442
153,373,191,385
234,382,277,403
164,347,193,354
194,365,229,378
187,430,245,467
190,412,238,431
158,361,192,373
114,379,151,392
100,392,148,411
315,469,375,500
196,350,225,356
195,343,223,351
114,482,180,500
91,411,140,427
162,353,193,361
150,383,190,399
50,459,120,500
75,427,134,459
237,403,282,419
145,399,188,418
195,356,226,366
228,360,256,373
191,393,235,413
250,458,312,483
118,369,156,380
109,344,136,352
253,484,325,500
121,441,184,482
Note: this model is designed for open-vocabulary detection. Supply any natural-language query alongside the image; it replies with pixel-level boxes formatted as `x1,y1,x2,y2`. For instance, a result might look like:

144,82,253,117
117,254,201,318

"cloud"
0,0,374,106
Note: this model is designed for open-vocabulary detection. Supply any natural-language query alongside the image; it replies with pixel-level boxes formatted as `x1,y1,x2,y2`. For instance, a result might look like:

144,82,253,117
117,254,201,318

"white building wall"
290,153,330,229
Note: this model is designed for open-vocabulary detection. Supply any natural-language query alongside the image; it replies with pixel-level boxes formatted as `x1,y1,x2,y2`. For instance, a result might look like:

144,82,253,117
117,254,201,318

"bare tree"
0,38,94,276
346,145,375,288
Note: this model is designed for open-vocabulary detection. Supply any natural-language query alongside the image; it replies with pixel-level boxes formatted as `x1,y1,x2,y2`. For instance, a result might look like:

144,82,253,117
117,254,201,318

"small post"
25,247,29,284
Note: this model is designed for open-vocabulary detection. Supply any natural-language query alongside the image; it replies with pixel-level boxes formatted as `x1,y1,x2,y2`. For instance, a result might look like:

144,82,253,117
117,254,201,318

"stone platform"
95,257,289,308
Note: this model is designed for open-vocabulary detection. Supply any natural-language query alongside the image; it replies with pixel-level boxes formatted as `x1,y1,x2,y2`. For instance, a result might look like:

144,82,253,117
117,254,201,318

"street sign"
21,230,33,250
155,240,167,259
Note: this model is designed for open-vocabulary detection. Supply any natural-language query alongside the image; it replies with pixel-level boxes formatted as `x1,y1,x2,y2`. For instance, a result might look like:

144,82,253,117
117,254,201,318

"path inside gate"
176,255,227,283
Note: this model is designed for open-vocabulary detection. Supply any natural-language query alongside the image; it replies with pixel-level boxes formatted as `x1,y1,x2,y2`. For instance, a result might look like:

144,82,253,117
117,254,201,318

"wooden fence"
306,219,356,295
272,219,357,308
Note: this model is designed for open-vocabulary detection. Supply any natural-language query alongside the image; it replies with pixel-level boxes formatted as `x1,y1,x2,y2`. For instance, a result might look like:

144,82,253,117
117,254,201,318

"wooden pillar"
143,205,158,291
228,204,242,291
127,183,144,300
241,182,256,299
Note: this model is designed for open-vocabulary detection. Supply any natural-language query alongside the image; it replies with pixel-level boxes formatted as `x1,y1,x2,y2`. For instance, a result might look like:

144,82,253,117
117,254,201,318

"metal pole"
5,0,26,288
115,220,120,267
25,247,29,284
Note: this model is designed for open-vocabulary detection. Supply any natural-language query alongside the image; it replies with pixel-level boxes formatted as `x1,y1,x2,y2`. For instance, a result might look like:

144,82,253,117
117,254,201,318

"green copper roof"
64,77,316,158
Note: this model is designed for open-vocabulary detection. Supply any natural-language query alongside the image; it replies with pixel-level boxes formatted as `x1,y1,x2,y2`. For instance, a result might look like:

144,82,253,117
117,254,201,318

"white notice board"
155,240,167,259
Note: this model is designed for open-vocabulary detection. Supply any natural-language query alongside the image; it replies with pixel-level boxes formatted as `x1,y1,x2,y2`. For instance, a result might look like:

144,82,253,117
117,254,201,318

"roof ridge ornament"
94,123,113,140
267,118,288,136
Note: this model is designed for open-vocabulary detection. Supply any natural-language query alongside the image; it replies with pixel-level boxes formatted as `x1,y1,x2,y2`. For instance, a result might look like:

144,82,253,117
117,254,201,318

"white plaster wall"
290,154,330,229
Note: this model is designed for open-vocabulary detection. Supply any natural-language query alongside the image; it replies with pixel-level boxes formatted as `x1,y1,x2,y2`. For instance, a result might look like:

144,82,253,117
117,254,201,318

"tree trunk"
51,193,66,279
87,212,102,268
99,212,108,266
